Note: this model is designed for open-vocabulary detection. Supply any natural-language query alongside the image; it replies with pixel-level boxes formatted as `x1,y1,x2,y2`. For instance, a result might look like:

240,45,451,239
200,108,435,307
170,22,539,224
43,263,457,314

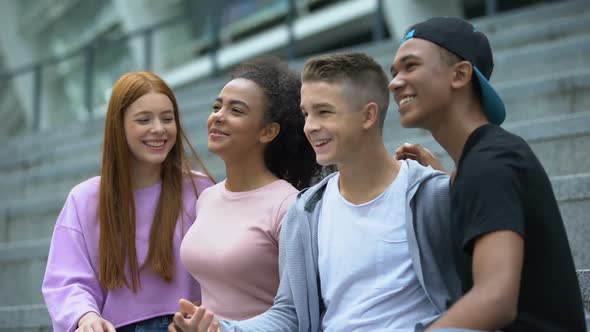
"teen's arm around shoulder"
42,183,106,332
428,159,525,330
218,204,302,331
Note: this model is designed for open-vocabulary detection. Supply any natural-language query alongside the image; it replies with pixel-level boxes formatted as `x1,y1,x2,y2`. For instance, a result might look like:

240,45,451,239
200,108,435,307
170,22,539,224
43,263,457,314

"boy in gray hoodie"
171,52,460,332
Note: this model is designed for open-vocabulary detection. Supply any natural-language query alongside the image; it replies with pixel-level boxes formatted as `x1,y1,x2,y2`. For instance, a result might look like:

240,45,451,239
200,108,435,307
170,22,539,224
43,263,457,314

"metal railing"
2,11,208,131
0,0,386,134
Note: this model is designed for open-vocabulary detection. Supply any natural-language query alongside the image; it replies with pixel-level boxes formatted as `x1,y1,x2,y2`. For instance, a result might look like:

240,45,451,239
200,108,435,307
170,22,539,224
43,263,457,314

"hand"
76,312,116,332
395,143,447,173
171,299,221,332
167,300,204,331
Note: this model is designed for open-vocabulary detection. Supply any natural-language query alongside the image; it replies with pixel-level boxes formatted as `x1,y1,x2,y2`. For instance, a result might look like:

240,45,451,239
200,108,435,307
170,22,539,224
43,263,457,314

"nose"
303,114,319,135
151,118,165,133
388,74,405,93
211,109,225,123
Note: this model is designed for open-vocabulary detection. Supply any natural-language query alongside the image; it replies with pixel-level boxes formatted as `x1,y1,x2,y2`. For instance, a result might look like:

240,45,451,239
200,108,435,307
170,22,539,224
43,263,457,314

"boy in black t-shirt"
389,17,586,331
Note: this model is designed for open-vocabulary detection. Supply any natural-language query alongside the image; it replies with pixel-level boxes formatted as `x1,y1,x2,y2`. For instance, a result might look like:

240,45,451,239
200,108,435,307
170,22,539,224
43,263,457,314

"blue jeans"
117,314,173,332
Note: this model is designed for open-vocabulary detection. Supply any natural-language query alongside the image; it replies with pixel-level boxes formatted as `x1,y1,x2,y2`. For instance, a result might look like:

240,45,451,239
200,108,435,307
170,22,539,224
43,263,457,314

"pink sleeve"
272,192,298,243
42,194,104,332
194,173,215,217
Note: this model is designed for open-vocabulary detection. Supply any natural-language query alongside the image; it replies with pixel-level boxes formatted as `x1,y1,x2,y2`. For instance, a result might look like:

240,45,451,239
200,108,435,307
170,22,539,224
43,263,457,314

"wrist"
78,311,100,327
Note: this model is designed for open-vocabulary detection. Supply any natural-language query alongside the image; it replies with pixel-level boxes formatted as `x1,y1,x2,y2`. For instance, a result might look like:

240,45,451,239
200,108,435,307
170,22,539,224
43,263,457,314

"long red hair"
98,71,213,291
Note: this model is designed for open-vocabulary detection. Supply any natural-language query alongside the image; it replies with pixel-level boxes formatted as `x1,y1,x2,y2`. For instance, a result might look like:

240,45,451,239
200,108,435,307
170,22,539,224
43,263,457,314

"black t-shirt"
451,124,586,331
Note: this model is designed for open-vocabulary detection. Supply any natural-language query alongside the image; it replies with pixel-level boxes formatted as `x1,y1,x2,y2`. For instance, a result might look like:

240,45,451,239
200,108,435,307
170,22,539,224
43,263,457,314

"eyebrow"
390,54,421,76
300,102,335,111
133,110,174,116
215,97,250,110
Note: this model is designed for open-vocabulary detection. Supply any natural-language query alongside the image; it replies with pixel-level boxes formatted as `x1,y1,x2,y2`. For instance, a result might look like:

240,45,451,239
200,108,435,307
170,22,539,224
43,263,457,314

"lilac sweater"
42,173,213,332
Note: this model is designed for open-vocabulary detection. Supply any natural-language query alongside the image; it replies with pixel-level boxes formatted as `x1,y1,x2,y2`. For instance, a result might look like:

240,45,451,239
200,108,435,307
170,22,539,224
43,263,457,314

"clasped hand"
167,299,221,332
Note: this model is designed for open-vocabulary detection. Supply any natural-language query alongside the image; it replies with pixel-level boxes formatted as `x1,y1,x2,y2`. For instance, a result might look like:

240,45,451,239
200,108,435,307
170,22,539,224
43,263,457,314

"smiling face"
123,91,177,173
207,78,270,162
389,38,455,130
301,81,365,167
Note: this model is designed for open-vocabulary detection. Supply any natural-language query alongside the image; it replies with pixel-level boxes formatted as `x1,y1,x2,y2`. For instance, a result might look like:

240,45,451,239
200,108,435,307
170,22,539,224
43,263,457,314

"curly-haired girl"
179,56,321,320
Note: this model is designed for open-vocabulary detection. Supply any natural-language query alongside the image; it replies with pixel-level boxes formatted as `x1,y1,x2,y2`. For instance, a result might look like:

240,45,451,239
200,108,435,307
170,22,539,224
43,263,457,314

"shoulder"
414,173,450,212
69,176,101,202
404,159,450,194
274,180,299,200
196,181,223,202
467,127,531,167
461,127,533,181
419,170,450,193
246,179,300,207
460,149,522,185
280,175,333,229
57,177,101,229
298,172,336,202
187,170,216,193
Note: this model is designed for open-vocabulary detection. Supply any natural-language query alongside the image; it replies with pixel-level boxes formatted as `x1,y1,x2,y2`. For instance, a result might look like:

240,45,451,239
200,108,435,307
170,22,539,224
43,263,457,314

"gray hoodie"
219,160,461,331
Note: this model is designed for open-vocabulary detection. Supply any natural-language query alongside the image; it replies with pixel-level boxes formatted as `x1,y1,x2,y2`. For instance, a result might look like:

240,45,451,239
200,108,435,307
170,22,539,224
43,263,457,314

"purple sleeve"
42,194,104,332
196,174,215,194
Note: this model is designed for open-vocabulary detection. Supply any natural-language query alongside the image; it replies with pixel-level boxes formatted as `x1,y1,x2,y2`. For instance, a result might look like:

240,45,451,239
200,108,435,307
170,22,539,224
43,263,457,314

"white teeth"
145,141,165,147
400,96,415,106
315,139,330,147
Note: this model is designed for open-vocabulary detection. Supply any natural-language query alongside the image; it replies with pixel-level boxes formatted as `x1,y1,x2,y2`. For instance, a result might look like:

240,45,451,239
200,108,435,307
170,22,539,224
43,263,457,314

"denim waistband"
117,314,173,332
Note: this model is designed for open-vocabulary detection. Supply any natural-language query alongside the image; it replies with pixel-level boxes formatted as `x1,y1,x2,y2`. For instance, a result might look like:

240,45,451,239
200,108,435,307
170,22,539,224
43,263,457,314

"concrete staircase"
1,1,589,330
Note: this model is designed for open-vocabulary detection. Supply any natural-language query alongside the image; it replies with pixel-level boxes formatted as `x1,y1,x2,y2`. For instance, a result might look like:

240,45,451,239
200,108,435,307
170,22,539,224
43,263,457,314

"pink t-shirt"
180,179,297,320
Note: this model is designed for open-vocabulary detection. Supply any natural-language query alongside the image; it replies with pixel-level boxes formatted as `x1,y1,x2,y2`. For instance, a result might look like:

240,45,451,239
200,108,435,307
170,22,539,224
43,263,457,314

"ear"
451,61,474,90
259,122,280,144
361,102,380,130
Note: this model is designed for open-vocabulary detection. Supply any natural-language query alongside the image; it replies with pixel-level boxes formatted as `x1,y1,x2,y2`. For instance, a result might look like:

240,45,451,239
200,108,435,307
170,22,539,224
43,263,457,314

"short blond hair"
302,52,390,128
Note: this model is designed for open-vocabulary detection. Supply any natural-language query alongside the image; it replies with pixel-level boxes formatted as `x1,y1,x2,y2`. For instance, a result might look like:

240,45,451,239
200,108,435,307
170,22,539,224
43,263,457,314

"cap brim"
474,66,506,125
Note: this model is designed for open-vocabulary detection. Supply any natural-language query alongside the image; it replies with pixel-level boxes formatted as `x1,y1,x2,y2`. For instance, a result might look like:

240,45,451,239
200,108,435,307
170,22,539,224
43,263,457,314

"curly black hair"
231,56,322,190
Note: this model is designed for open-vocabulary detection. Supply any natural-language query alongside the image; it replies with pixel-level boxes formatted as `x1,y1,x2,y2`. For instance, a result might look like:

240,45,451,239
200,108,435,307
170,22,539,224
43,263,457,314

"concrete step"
0,159,99,204
551,174,590,271
373,33,590,84
0,215,56,245
0,147,225,212
286,2,590,72
0,195,66,244
0,118,104,171
1,172,588,307
0,154,225,244
471,0,590,36
0,239,49,306
491,34,590,83
381,68,590,143
175,79,227,112
0,304,51,332
579,269,590,312
386,111,590,177
486,10,590,51
0,135,102,177
0,101,217,177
